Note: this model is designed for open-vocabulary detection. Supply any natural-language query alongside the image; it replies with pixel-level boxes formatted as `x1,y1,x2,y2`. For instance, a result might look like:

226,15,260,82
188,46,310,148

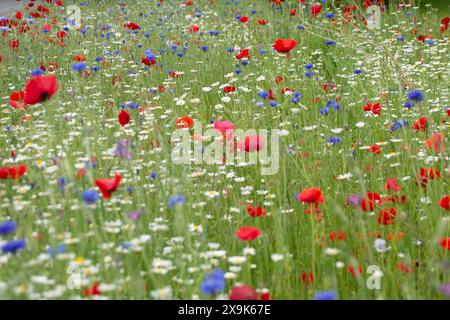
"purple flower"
346,194,362,207
114,140,133,160
439,284,450,297
128,210,144,221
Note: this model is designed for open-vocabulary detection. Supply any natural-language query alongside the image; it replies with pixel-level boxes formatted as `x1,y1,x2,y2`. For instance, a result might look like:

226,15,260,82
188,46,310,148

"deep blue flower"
31,69,45,76
82,190,99,205
200,45,208,52
2,239,26,254
314,290,337,300
149,172,157,180
269,101,278,107
327,137,341,145
320,107,329,115
305,71,315,79
201,269,225,295
47,245,66,258
305,63,314,69
353,69,362,74
72,62,87,72
169,195,185,208
324,40,336,45
404,101,414,109
258,91,269,99
0,221,17,236
325,12,335,19
407,89,425,102
389,119,408,132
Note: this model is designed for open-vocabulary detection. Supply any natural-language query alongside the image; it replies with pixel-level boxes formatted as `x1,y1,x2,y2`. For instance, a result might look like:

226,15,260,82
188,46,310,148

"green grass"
0,0,448,300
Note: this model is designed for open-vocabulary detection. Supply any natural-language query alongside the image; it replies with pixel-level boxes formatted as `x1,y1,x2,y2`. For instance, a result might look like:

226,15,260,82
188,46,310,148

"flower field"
0,0,449,300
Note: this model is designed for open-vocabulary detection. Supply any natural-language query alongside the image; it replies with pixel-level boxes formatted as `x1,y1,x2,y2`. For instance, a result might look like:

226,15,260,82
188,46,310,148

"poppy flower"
229,285,257,300
235,48,250,60
290,9,296,16
246,205,267,217
330,231,347,241
239,16,249,23
297,188,324,204
360,192,382,212
413,117,427,132
7,165,27,180
83,282,101,297
363,102,381,115
348,264,363,277
417,167,440,188
0,167,9,179
175,115,194,129
95,174,122,199
438,195,450,211
235,226,262,241
378,208,396,225
439,238,450,250
214,121,235,140
300,272,314,284
142,57,156,66
124,21,140,30
188,25,199,32
385,178,400,192
311,5,322,17
23,75,59,105
118,109,130,126
223,86,236,93
258,19,266,25
9,91,26,109
369,145,381,155
273,39,297,54
237,134,264,152
425,132,445,153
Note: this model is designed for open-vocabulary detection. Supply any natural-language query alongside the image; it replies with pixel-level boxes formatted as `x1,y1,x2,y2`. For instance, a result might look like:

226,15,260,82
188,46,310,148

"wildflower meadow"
0,0,449,301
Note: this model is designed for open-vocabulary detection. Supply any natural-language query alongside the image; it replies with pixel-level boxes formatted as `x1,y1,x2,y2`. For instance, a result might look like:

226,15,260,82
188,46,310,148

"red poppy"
9,91,26,109
273,39,298,54
229,285,257,300
83,282,101,297
439,238,450,250
95,174,122,199
275,76,283,83
8,165,27,180
73,55,86,62
23,75,59,105
417,167,440,187
235,48,250,60
330,231,347,241
15,11,22,20
383,195,407,205
290,9,296,16
297,188,324,205
0,167,10,179
438,195,450,211
175,115,194,129
239,16,249,23
322,83,335,92
246,205,267,217
348,264,363,277
124,21,140,30
300,272,314,284
369,145,381,155
236,226,262,241
363,102,381,115
223,86,236,93
396,262,414,273
425,132,445,153
258,19,266,25
237,134,264,152
412,117,427,132
118,109,130,127
141,57,156,66
188,25,199,32
311,5,322,17
9,39,19,51
378,208,396,225
385,178,400,192
360,192,382,212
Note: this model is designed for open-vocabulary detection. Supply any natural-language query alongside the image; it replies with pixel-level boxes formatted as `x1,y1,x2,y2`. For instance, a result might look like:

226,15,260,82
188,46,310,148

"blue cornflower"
91,66,100,72
31,69,45,76
258,91,269,99
320,107,330,115
0,221,17,236
47,245,66,258
200,269,225,295
200,45,208,52
234,69,242,74
314,290,337,300
259,49,267,54
256,101,264,108
407,89,425,102
327,137,341,145
149,172,157,180
2,239,26,254
169,195,185,208
353,69,362,74
242,60,249,66
324,40,336,45
325,12,335,19
404,101,414,109
72,62,87,72
389,119,408,132
269,100,278,107
82,190,99,205
305,63,314,69
305,71,315,79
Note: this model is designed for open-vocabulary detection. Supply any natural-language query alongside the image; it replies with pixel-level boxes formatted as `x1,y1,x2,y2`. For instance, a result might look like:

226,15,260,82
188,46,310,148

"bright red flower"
297,188,324,205
272,39,297,53
246,206,267,217
141,57,156,66
290,9,296,16
300,272,314,284
417,167,440,188
438,195,450,211
360,192,382,212
311,5,322,17
363,102,381,115
412,117,427,132
237,134,264,152
23,75,59,105
348,264,363,277
95,174,122,199
239,16,249,23
258,19,266,25
8,165,27,180
223,86,236,93
439,238,450,250
73,55,86,62
330,231,347,241
229,285,257,300
124,21,140,30
385,178,400,192
9,91,26,109
0,167,10,179
378,208,397,225
425,132,445,153
235,48,250,60
83,282,101,297
236,226,262,241
118,109,130,127
188,25,199,32
175,115,194,129
370,145,381,155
